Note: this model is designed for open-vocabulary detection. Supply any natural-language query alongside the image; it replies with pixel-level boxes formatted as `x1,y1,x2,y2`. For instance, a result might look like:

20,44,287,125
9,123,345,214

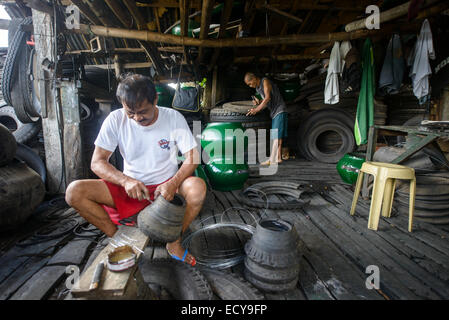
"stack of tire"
1,17,41,144
307,92,388,126
384,87,427,125
244,219,301,293
0,124,45,231
296,107,356,163
394,172,449,225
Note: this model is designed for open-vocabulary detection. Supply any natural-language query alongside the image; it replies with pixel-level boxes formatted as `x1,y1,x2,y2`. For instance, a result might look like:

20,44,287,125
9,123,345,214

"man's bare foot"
166,239,196,266
260,160,271,166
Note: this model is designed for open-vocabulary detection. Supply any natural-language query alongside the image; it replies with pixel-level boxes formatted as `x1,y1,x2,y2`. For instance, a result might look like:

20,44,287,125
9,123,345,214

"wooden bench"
70,226,156,300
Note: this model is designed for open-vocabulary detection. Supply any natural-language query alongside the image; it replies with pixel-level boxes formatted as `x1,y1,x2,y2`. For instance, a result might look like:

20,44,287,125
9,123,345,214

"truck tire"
200,268,265,300
0,106,41,143
138,258,213,300
209,107,270,123
0,123,17,167
0,161,46,231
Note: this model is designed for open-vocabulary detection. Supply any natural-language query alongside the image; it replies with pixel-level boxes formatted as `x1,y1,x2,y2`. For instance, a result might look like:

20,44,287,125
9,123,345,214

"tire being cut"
200,268,265,300
0,123,17,167
222,100,254,114
138,258,213,300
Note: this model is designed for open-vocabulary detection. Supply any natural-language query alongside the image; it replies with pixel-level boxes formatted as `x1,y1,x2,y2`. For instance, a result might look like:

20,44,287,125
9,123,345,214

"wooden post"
211,66,218,109
60,81,86,186
33,10,85,192
32,10,65,194
441,86,449,121
113,54,122,78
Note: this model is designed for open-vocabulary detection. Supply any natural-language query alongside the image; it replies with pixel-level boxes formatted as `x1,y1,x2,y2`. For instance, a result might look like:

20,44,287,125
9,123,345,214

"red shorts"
101,179,169,226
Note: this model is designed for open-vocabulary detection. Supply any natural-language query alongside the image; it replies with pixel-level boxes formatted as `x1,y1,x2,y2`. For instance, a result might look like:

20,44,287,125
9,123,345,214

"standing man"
65,73,206,266
244,72,288,165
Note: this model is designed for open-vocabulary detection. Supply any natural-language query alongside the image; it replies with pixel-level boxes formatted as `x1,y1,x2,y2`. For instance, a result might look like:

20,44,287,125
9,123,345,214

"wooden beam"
72,23,383,47
208,0,233,71
345,0,440,32
104,0,132,28
179,0,189,37
197,0,214,63
122,0,166,75
234,52,330,64
82,0,118,27
22,0,53,16
84,61,152,70
70,0,102,25
67,47,145,55
258,3,303,24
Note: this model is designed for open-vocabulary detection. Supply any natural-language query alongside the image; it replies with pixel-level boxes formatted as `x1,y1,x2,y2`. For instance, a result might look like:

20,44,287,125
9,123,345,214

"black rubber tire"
0,161,46,231
244,257,300,283
209,107,270,123
296,108,354,159
244,268,299,293
1,17,32,109
304,121,355,163
0,106,41,143
7,18,22,47
15,143,46,183
222,100,255,114
238,181,309,210
200,268,265,300
244,219,300,268
138,258,213,300
0,123,17,167
241,120,271,129
137,194,185,243
415,216,449,225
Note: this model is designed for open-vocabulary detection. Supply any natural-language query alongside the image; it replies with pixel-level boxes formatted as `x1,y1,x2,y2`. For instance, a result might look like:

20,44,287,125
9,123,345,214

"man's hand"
246,107,259,116
154,180,178,201
123,177,150,201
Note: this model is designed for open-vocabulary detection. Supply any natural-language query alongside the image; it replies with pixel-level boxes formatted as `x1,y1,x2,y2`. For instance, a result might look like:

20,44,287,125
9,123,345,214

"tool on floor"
89,260,104,290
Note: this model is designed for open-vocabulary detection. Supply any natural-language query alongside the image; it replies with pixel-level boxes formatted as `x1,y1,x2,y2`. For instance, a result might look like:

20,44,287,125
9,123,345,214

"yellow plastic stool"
350,161,416,232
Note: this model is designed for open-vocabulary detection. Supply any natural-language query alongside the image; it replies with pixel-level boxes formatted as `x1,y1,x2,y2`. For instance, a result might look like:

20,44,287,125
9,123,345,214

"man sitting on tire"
65,73,206,266
244,72,288,165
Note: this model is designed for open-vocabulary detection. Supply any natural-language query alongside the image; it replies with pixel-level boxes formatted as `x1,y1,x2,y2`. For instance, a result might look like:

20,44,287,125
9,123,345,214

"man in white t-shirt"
65,73,206,266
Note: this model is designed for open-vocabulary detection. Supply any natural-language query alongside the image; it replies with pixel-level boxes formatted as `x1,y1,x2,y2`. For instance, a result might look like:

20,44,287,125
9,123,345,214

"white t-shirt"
94,106,197,185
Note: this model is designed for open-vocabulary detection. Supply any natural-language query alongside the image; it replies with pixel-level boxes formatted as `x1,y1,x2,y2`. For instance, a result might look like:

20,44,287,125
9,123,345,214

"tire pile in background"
0,124,45,231
384,86,427,125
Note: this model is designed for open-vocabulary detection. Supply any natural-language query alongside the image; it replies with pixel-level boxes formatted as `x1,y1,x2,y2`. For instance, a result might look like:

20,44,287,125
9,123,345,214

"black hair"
116,73,157,110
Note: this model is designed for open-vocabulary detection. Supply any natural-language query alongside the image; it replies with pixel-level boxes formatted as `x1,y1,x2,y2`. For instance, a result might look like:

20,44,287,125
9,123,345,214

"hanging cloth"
379,34,405,95
324,41,341,104
355,38,375,146
408,19,435,101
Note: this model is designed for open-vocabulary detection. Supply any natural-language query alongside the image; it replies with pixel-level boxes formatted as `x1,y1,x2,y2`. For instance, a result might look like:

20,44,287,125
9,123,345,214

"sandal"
167,248,196,266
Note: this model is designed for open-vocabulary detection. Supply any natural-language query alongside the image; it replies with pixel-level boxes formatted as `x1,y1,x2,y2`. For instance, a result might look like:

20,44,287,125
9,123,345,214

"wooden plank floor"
2,159,449,299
